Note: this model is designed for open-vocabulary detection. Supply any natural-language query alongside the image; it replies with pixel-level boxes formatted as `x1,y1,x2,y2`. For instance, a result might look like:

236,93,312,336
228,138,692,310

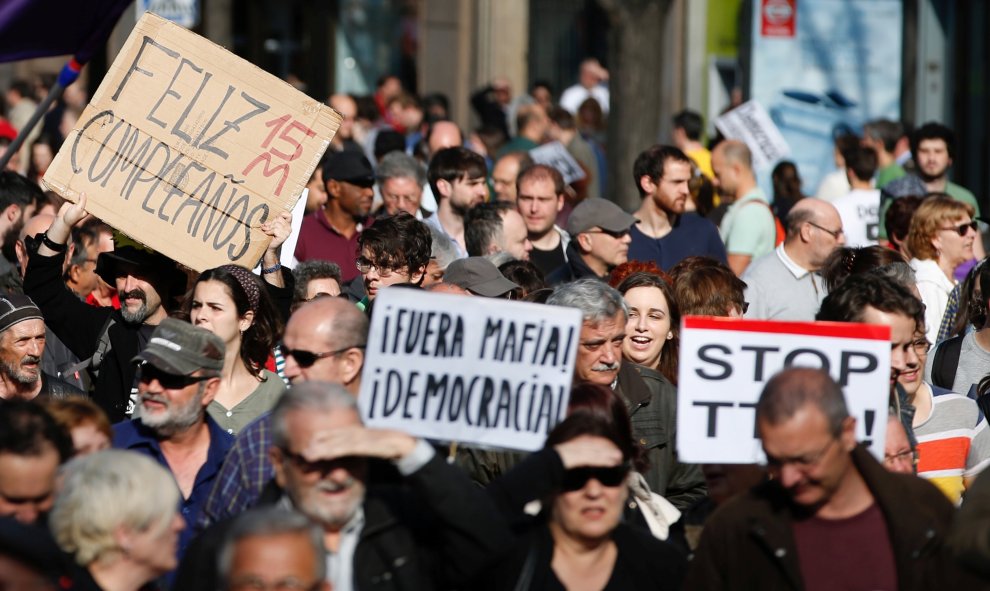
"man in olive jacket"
686,368,980,590
547,278,705,510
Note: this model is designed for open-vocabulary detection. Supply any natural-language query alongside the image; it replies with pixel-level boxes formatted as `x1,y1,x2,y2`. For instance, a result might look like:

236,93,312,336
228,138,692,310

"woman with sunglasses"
184,265,284,435
906,194,977,344
482,395,686,589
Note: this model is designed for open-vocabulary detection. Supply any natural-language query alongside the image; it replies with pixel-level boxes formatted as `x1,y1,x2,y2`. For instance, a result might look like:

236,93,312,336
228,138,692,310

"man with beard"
177,382,512,591
112,318,232,569
629,144,726,270
0,294,81,400
294,151,376,284
880,122,985,258
24,195,187,422
0,171,41,280
425,147,488,258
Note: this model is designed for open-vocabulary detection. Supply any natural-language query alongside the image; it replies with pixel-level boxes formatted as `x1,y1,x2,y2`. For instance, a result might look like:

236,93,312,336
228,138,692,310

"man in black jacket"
23,195,184,423
23,195,294,423
176,381,513,591
686,367,978,590
546,198,635,285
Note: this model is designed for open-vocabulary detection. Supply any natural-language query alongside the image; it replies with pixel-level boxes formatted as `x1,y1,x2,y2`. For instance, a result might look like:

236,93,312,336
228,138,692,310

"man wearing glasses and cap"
112,318,234,569
294,151,376,284
546,197,636,285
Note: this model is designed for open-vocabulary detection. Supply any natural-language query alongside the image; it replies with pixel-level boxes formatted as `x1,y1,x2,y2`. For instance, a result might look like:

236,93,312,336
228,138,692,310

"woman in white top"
907,195,977,344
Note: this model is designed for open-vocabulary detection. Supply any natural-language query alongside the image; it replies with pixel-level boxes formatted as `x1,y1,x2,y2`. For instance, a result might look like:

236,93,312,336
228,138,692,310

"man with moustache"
178,383,512,591
0,294,81,400
355,212,431,306
425,147,488,258
547,279,705,510
24,195,188,422
629,144,726,270
113,318,232,568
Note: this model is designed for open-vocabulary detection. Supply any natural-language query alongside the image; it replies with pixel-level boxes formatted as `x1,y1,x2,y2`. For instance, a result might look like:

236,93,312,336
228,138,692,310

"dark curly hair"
357,212,432,283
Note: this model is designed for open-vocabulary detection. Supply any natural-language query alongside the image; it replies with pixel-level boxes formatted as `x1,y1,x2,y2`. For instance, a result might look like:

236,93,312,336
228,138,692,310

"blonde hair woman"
906,195,976,344
49,450,183,591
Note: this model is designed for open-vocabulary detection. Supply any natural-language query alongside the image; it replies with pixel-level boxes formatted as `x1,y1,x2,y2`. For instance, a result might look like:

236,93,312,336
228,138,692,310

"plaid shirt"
199,413,274,529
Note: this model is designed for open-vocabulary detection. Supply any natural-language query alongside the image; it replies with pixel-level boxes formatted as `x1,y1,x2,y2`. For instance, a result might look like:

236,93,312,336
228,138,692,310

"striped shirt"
914,384,990,504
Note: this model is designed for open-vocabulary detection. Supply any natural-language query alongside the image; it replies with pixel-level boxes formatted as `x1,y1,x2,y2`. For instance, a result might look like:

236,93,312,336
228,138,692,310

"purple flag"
0,0,134,63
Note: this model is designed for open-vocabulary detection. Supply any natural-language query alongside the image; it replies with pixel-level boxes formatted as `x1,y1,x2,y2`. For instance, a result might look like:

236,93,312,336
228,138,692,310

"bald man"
712,140,776,276
743,198,845,321
328,94,362,154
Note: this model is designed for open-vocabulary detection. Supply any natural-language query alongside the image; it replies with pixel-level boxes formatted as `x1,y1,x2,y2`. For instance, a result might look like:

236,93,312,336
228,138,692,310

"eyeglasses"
583,228,630,239
939,220,978,236
560,464,630,492
356,257,395,277
911,338,930,355
808,222,844,239
765,438,837,471
229,576,324,591
883,449,918,468
136,362,213,390
281,344,364,368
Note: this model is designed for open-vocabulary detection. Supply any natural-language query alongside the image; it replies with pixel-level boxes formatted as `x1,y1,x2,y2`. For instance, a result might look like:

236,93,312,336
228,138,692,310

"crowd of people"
3,58,990,591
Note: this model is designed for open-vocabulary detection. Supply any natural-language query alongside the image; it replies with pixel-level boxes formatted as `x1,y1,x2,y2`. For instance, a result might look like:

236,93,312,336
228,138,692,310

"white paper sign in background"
678,316,891,464
360,289,583,452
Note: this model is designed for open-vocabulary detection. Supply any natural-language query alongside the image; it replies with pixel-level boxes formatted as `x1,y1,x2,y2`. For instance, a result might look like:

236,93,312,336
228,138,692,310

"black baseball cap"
322,151,375,188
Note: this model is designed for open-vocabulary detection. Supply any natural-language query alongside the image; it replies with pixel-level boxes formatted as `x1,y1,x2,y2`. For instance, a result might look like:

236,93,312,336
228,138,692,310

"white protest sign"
714,100,791,170
677,316,891,463
359,289,582,452
529,141,587,185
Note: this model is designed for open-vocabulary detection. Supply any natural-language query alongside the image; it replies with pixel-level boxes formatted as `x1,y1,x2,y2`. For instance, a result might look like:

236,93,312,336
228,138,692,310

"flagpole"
0,57,83,171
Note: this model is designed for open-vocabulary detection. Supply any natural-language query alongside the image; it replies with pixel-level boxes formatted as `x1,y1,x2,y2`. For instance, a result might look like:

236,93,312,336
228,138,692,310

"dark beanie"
0,294,43,333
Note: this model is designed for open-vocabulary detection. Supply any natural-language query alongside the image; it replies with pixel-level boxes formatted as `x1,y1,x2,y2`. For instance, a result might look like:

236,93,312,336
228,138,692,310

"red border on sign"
682,316,891,341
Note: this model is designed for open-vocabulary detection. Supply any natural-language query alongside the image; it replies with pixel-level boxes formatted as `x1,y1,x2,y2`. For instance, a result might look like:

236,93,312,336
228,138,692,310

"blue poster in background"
749,0,903,198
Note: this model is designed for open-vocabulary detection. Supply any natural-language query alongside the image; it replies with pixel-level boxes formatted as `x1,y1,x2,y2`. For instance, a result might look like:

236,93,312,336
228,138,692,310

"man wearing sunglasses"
200,297,369,528
112,318,233,569
177,382,512,591
743,198,845,321
546,198,636,286
687,367,975,590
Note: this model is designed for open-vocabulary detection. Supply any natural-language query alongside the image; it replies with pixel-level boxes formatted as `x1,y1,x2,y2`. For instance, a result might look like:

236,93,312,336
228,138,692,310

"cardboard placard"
529,141,587,185
713,100,790,171
43,12,340,272
359,289,582,452
677,316,891,463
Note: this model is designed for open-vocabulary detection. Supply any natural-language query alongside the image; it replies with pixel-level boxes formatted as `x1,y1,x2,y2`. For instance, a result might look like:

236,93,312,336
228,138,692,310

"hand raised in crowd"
259,209,291,287
301,425,418,463
39,192,88,256
261,210,292,253
554,434,624,469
